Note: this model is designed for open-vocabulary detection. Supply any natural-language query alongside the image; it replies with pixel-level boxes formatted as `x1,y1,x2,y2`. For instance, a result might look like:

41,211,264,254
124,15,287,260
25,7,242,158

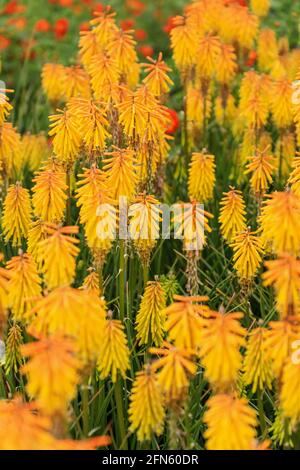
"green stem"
81,376,90,438
114,379,128,450
258,390,267,437
143,263,149,287
119,240,126,322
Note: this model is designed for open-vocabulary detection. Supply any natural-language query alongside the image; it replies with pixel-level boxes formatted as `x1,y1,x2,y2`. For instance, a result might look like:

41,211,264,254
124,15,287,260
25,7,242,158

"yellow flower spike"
245,149,275,196
135,280,166,347
150,341,196,402
107,28,137,78
243,327,273,393
0,122,22,177
170,15,199,74
2,183,32,247
103,147,138,200
49,109,82,163
250,0,270,17
38,224,79,289
5,323,23,374
79,29,102,70
219,187,247,243
21,335,80,415
97,315,130,382
186,85,212,134
60,65,90,101
0,261,10,327
6,252,42,322
116,88,150,140
0,88,13,125
239,71,272,130
188,151,216,203
28,287,107,363
27,220,48,271
21,133,51,172
257,28,279,72
259,191,300,255
271,78,293,129
76,164,108,203
264,320,300,377
129,194,161,265
275,132,295,179
164,295,210,349
233,4,259,50
263,254,300,319
68,97,110,154
215,42,237,84
129,366,165,442
204,394,258,450
231,228,263,281
89,51,120,103
288,156,300,196
90,6,118,47
196,35,220,80
142,53,174,97
199,310,246,389
32,161,67,223
41,63,66,103
81,269,101,297
280,360,300,423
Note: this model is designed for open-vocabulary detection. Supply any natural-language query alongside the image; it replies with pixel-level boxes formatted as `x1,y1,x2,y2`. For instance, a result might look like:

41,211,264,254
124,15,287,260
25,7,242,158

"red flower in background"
54,18,69,39
79,22,90,32
135,29,147,41
35,19,51,33
246,50,257,67
0,35,11,50
2,1,26,15
59,0,73,6
224,0,247,6
163,16,176,34
138,44,154,57
7,16,27,30
126,0,146,17
165,109,180,135
93,2,104,13
120,19,135,31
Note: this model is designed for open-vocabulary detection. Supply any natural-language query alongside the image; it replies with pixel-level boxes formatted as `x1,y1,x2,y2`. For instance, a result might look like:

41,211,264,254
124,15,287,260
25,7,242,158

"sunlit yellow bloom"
32,160,67,223
90,7,118,46
245,150,275,196
257,28,278,72
89,52,120,102
97,316,130,382
5,323,23,374
219,187,247,242
116,88,150,139
68,97,110,153
21,133,50,172
103,147,137,200
142,53,173,96
170,16,199,73
271,78,293,128
204,394,257,450
264,320,299,377
164,295,209,349
49,109,82,163
231,228,263,280
250,0,270,17
41,63,66,103
186,85,212,133
129,194,161,265
243,327,273,392
21,335,80,414
81,269,101,296
288,156,300,196
263,254,300,318
0,88,13,124
129,367,165,441
136,281,166,346
6,253,41,322
174,200,213,252
239,72,271,129
2,183,32,246
60,65,90,101
188,152,215,203
259,191,300,255
107,29,137,77
150,341,196,401
215,43,237,85
39,224,79,289
196,35,220,79
79,29,102,69
280,361,300,422
199,311,246,388
27,220,48,270
233,4,258,50
0,122,22,177
275,132,295,179
29,287,107,362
